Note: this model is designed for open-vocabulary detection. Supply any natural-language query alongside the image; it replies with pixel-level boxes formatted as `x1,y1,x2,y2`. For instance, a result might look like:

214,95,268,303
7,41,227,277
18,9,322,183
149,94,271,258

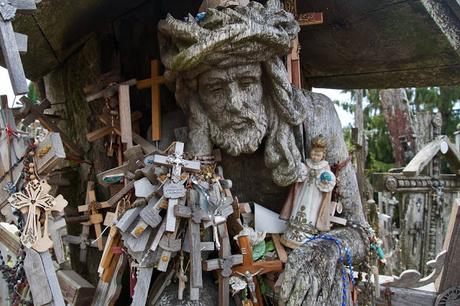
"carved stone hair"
158,1,308,186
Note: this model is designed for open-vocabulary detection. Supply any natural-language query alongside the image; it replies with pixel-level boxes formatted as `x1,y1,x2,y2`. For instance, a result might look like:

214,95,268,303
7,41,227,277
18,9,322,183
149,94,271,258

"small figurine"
280,136,336,249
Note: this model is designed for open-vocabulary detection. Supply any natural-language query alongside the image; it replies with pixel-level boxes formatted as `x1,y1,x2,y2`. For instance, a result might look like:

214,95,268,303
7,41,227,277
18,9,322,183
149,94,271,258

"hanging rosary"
0,139,36,306
305,234,355,306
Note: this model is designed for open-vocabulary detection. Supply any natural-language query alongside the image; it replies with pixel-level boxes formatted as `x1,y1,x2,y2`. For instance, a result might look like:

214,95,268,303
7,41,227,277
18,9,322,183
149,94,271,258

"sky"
313,88,354,126
0,67,26,108
0,67,355,126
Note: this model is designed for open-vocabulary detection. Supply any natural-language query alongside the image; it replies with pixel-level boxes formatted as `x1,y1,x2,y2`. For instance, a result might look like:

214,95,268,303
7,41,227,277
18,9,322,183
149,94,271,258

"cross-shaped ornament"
316,198,347,232
78,181,110,250
203,223,243,306
136,59,165,142
232,233,283,306
153,142,201,232
0,0,36,95
8,179,68,250
174,189,215,292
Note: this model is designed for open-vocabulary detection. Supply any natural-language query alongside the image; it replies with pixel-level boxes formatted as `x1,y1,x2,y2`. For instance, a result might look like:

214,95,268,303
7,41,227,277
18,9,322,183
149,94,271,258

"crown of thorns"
158,1,299,73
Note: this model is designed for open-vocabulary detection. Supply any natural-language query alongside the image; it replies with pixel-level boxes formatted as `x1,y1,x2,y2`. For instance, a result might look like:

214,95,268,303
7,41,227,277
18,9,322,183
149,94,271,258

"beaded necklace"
305,234,355,306
0,140,36,306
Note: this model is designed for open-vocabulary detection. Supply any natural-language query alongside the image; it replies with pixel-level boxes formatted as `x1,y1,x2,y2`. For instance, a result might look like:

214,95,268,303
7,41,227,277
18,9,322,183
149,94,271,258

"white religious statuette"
8,179,68,250
280,136,336,249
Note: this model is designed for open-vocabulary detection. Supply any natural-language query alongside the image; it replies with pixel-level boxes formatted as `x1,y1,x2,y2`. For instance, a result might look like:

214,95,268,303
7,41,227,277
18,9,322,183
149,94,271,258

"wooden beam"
0,19,28,94
118,84,133,148
57,270,96,306
0,223,21,255
375,287,436,306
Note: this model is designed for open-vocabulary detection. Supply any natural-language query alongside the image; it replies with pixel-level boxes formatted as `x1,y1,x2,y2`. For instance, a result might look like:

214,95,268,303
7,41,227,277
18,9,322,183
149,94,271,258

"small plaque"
102,174,124,184
163,182,186,199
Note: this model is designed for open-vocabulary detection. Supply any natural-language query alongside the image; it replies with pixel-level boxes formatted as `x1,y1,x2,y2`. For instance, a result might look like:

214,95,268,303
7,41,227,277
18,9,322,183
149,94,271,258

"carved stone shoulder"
301,90,348,164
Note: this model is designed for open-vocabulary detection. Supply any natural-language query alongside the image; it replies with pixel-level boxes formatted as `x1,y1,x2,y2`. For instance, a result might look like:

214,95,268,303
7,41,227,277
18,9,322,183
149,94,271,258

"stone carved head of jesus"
159,1,308,186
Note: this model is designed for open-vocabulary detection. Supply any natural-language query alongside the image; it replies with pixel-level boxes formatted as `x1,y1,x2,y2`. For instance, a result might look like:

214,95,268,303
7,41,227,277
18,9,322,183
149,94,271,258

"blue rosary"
305,234,355,306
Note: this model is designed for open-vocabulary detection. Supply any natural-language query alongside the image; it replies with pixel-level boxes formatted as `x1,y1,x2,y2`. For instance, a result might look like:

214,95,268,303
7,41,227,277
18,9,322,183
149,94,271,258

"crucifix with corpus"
232,233,283,306
0,0,36,95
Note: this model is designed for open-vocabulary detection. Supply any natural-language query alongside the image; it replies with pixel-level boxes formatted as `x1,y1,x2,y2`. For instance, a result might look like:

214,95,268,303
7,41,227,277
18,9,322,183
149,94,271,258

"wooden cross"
99,196,131,283
0,0,36,94
316,197,347,232
136,59,165,142
85,77,137,148
153,142,201,232
92,253,127,306
232,234,283,306
18,97,82,158
8,179,68,250
78,181,110,251
90,111,155,156
203,223,243,306
174,189,214,292
283,0,323,88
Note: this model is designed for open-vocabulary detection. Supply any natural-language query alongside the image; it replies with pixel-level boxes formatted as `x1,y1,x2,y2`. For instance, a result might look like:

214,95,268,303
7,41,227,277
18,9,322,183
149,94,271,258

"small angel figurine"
280,136,336,249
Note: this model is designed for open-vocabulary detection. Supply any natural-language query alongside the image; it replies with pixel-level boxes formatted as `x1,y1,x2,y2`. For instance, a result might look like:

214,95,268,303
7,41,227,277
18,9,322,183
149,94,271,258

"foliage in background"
27,82,38,104
336,86,460,174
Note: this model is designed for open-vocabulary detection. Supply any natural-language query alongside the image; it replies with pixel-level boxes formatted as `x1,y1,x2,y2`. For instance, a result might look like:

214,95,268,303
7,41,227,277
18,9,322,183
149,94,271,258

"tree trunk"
379,89,416,166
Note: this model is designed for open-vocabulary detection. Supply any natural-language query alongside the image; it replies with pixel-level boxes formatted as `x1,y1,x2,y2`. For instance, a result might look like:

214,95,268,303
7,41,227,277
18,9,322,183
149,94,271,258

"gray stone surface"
159,3,367,305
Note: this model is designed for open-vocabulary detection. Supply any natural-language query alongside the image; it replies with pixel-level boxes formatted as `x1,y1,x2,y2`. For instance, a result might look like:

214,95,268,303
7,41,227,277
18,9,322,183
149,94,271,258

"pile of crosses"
87,141,287,306
0,93,89,305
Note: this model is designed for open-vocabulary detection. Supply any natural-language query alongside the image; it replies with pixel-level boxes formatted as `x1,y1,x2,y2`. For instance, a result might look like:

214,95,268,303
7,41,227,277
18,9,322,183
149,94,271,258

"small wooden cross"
136,59,165,142
232,234,283,306
0,0,36,94
203,223,243,306
91,111,154,156
153,142,201,232
174,189,214,292
85,77,137,149
78,181,110,251
316,199,347,232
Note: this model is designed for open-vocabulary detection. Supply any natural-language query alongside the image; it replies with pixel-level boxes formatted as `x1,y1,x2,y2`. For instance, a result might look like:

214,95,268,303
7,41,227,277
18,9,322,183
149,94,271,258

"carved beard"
207,111,268,156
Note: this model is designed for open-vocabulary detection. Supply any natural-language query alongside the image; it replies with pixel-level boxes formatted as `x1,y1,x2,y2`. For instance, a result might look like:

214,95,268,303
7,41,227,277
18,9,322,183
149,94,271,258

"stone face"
159,3,368,305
